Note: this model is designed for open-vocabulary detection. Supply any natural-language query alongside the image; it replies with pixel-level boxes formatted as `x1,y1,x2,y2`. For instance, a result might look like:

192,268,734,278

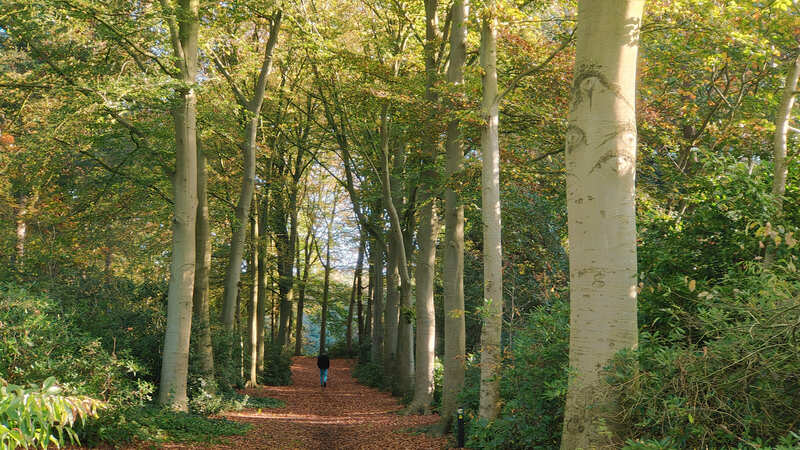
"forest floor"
166,357,450,449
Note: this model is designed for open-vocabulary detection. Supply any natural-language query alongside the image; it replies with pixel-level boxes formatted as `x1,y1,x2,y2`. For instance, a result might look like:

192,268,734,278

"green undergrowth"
78,406,251,446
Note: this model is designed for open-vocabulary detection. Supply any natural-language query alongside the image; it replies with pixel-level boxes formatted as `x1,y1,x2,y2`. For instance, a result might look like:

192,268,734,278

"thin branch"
210,52,249,107
496,29,575,105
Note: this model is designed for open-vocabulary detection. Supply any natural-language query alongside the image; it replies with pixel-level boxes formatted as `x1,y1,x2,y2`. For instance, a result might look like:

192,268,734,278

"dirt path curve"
212,357,449,450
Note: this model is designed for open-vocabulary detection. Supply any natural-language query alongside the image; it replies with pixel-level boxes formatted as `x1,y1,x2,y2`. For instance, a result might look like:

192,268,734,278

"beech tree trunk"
409,0,440,414
159,0,199,411
192,137,215,391
357,254,365,344
766,49,800,265
295,226,314,355
440,0,468,430
220,13,282,332
319,223,334,354
13,193,27,267
347,236,365,354
370,238,384,363
247,210,259,387
560,1,644,447
478,0,503,421
381,110,400,377
257,190,271,372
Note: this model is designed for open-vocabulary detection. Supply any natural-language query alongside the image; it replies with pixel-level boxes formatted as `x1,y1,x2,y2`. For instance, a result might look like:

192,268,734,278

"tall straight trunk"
379,117,415,395
270,272,276,343
383,234,400,371
221,14,282,332
370,239,384,363
347,236,366,354
192,137,215,390
247,209,259,387
365,253,373,350
560,1,644,447
285,190,299,345
478,0,503,421
381,110,400,376
319,238,333,354
257,190,271,372
13,194,27,267
409,0,440,414
440,0,468,430
392,148,415,395
294,227,313,355
766,49,800,264
159,0,199,411
357,257,365,344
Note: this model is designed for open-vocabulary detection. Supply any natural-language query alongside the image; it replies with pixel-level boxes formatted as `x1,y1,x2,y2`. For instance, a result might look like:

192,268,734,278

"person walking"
317,353,330,387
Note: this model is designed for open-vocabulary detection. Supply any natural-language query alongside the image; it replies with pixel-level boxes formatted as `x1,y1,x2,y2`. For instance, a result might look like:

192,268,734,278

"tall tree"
478,0,503,421
347,235,366,354
217,11,282,333
246,207,260,387
295,207,318,355
192,136,214,391
440,0,468,430
158,0,200,411
560,0,645,447
766,48,800,264
408,0,441,414
318,192,338,354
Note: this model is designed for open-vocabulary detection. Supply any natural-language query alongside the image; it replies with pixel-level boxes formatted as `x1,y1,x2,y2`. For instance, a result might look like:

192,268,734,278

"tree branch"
496,29,575,105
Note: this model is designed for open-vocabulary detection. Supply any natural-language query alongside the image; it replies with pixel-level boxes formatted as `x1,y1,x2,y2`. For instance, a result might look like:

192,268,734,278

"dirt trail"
205,357,449,449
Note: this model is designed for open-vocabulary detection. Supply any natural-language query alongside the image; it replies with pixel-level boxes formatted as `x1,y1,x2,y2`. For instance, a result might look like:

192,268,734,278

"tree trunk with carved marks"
561,1,644,447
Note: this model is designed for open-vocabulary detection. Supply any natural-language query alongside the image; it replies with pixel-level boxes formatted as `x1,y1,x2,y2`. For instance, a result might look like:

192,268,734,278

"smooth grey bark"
439,0,468,431
257,186,271,372
246,209,259,387
295,224,315,355
192,137,214,390
409,0,440,414
378,107,414,392
219,12,282,332
13,194,27,266
381,111,400,378
560,1,644,447
319,199,337,354
370,237,384,363
478,0,503,421
357,252,365,344
394,148,416,395
766,49,800,265
347,235,366,354
158,0,199,411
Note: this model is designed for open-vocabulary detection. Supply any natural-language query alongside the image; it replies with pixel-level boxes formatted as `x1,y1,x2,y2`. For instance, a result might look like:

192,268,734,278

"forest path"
210,357,449,449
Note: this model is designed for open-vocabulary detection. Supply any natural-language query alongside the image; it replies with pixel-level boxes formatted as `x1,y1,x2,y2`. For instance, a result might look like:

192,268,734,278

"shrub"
610,263,800,448
461,299,570,449
353,361,385,389
78,406,251,446
0,283,152,403
327,339,358,358
260,343,293,386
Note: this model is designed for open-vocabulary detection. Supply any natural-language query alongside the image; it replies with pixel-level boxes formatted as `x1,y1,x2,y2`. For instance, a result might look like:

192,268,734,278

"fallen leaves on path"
178,357,449,450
